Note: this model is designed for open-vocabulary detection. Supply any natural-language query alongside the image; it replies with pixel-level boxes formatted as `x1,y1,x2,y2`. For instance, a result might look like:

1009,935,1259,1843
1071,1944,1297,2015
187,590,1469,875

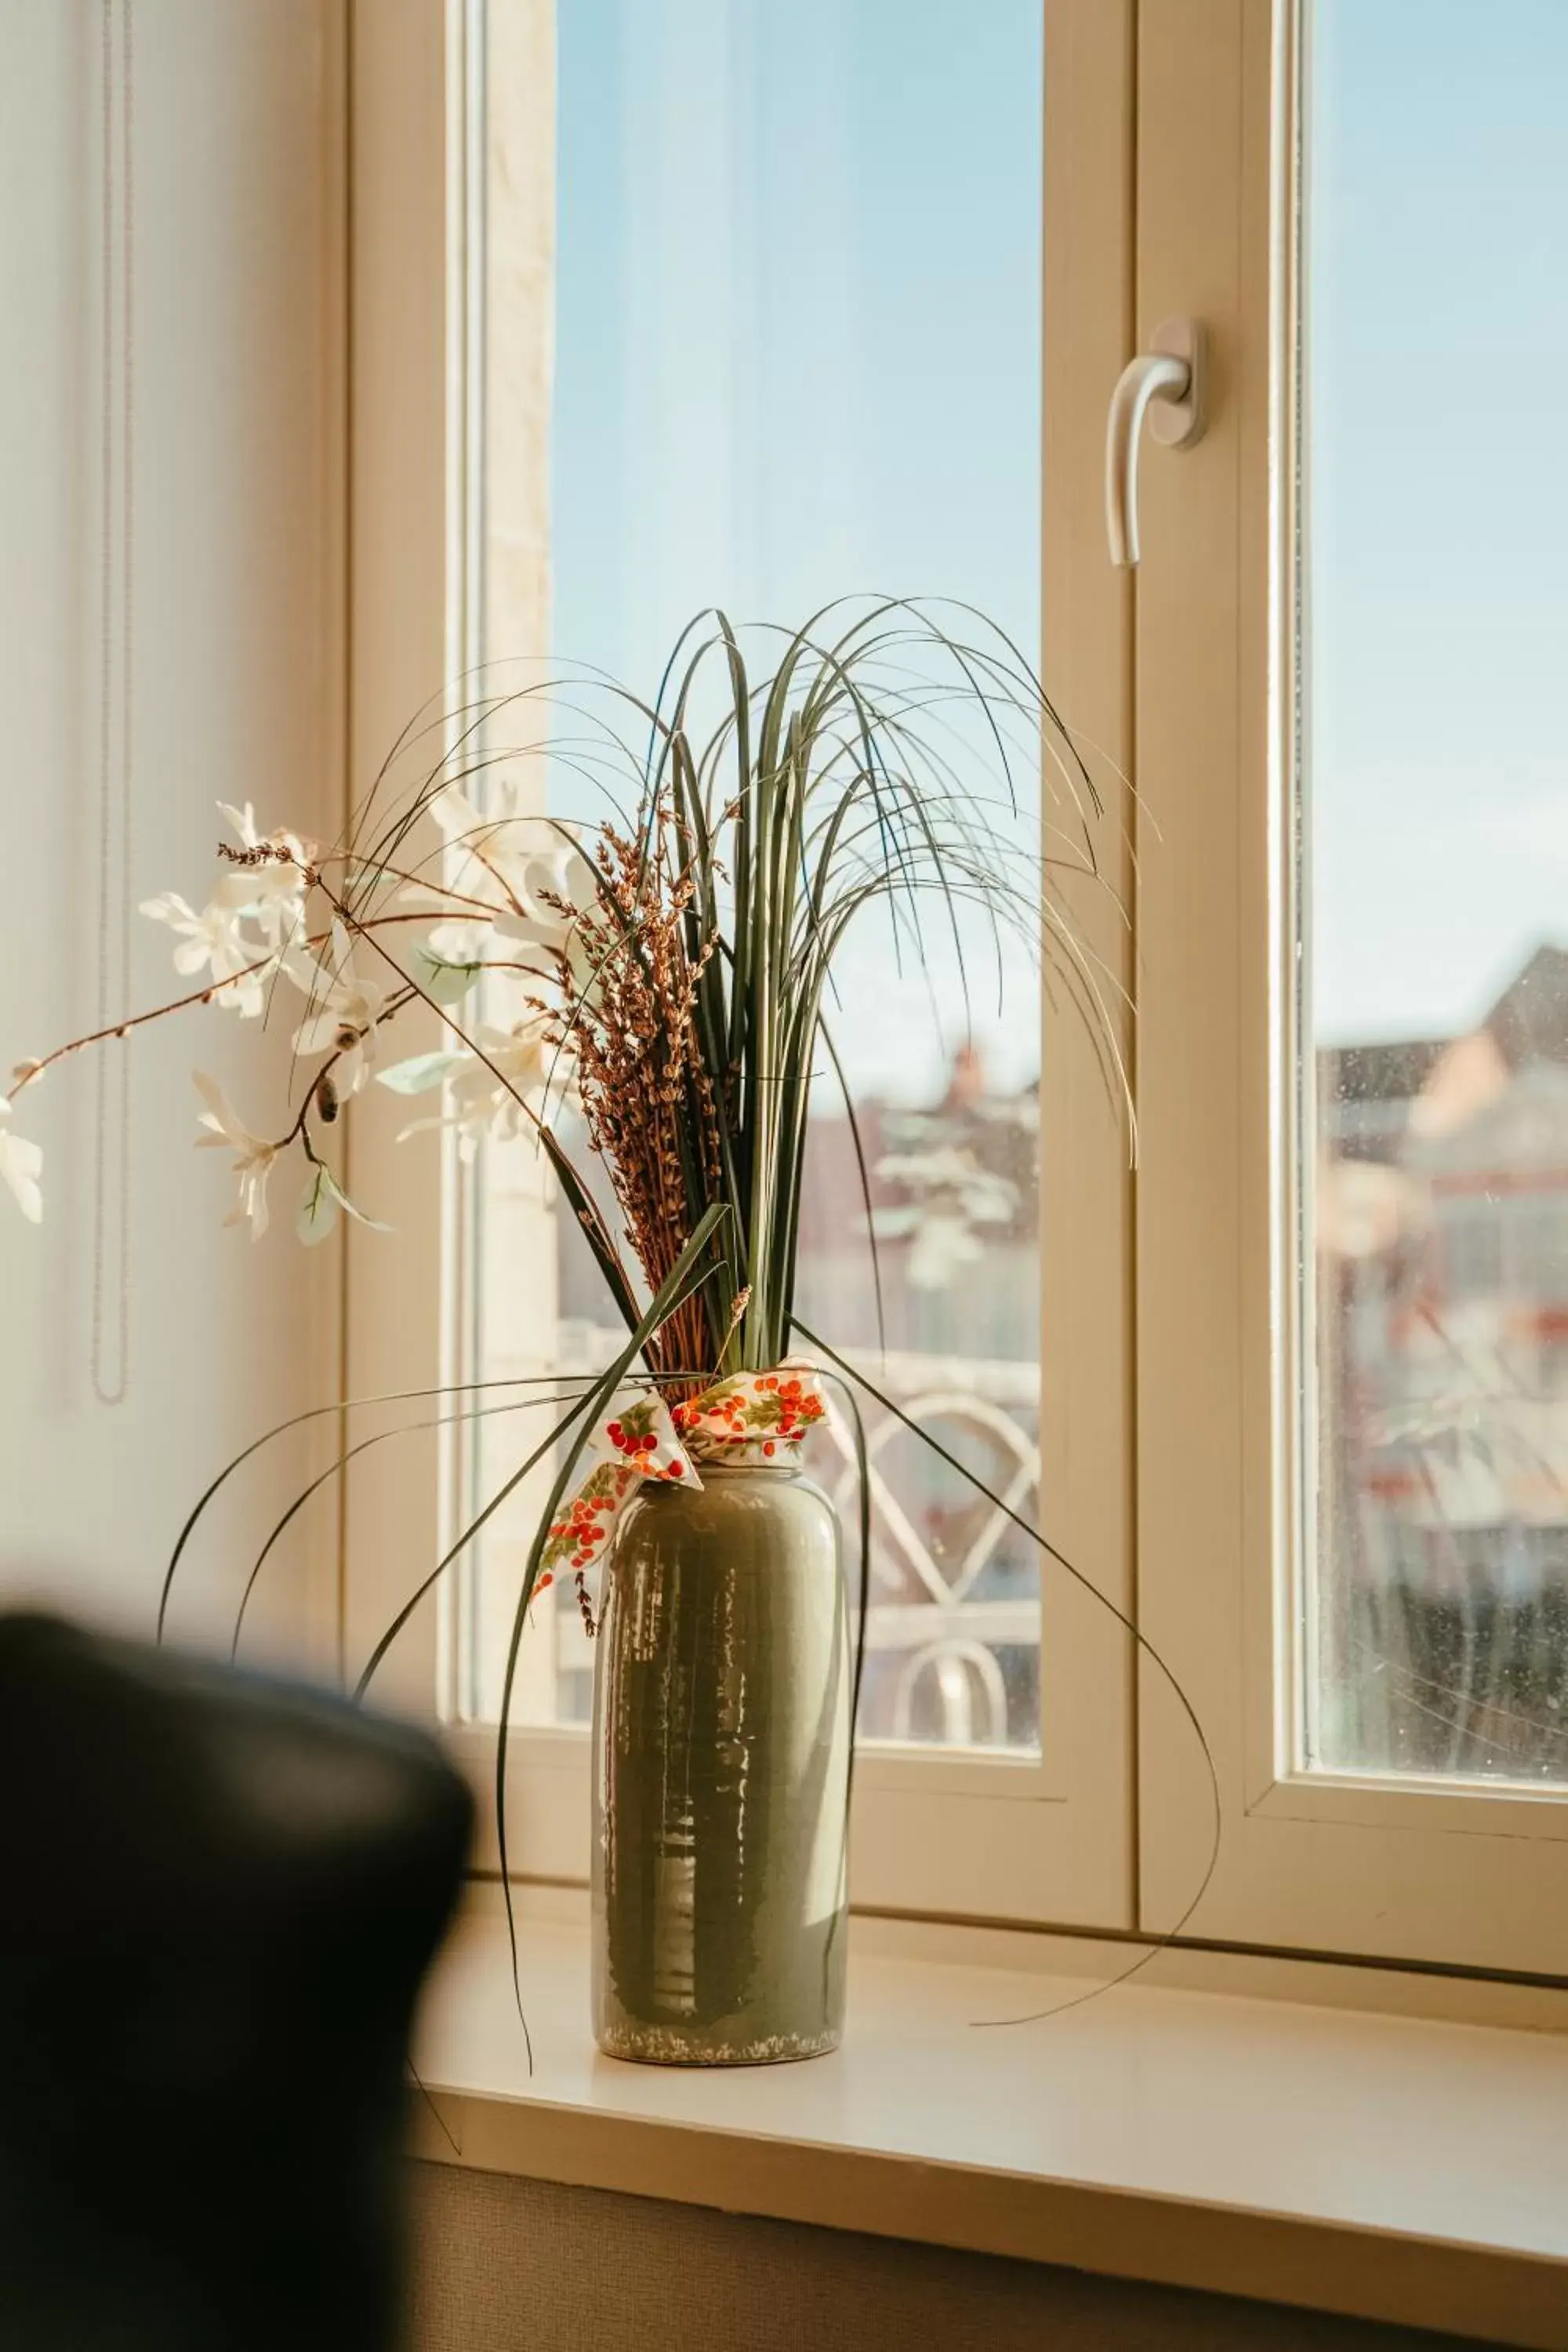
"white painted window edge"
409,1889,1568,2350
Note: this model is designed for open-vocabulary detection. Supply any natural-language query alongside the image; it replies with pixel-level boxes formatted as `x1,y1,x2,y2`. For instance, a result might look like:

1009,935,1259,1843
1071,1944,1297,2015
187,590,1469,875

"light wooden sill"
410,1889,1568,2349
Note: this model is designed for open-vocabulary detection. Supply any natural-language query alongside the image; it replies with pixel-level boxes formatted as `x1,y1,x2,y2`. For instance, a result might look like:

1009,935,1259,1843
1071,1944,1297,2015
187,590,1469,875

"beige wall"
0,0,344,1664
405,2164,1465,2352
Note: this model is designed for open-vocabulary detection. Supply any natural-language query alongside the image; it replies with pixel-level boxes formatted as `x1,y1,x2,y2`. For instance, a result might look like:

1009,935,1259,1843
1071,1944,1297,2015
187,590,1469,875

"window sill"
411,1890,1568,2348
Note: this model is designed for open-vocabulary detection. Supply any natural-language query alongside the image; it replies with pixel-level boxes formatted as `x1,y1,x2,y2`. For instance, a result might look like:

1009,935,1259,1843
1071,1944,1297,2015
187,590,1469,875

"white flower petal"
140,891,197,927
241,1160,272,1240
377,1051,466,1096
218,800,260,849
216,967,269,1019
0,1119,43,1224
395,881,459,916
292,1008,343,1059
492,909,561,949
428,785,485,844
191,1069,241,1140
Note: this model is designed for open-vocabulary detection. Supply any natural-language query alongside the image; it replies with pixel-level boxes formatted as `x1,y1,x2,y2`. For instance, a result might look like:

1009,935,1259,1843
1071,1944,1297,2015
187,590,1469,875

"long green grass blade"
230,1389,583,1663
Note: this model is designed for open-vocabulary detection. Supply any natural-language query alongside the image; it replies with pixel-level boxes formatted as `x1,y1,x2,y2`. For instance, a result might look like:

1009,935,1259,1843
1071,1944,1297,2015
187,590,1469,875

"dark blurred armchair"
0,1612,472,2352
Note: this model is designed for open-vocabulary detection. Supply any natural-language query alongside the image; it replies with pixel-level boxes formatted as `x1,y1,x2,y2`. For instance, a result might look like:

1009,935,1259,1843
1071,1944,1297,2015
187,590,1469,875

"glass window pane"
1304,0,1568,1782
459,0,1045,1749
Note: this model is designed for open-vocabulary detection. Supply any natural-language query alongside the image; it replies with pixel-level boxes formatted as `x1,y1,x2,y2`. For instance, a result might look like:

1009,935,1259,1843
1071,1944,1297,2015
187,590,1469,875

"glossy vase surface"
590,1460,850,2065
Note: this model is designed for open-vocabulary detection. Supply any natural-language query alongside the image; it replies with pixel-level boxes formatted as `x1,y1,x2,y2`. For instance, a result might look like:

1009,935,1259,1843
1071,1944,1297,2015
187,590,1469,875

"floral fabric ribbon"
538,1367,829,1590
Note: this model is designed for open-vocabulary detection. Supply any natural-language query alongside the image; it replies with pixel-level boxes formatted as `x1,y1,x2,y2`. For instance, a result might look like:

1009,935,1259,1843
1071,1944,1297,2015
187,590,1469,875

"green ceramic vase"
590,1457,851,2065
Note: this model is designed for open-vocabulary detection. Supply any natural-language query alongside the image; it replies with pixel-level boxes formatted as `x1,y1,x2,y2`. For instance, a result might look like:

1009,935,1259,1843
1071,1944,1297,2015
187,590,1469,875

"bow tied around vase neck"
538,1364,829,1592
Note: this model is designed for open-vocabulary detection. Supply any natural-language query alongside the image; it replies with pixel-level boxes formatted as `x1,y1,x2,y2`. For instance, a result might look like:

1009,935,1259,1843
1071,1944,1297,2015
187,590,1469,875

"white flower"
378,1016,569,1160
424,918,494,967
192,1071,276,1238
401,920,492,1008
491,842,597,949
492,898,600,1000
141,891,267,1017
212,801,313,948
0,1098,42,1225
219,800,315,865
286,924,396,1096
447,1020,562,1152
492,885,603,1018
430,787,596,938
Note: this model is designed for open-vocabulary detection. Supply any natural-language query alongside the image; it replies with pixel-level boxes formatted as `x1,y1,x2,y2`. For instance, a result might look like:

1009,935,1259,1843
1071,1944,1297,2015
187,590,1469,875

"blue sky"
553,0,1040,693
544,0,1568,1080
549,0,1042,1098
1308,0,1568,1043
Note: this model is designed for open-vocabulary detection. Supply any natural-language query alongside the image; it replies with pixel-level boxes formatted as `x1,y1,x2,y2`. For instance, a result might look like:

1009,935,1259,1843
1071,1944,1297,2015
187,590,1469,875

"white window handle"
1105,318,1207,568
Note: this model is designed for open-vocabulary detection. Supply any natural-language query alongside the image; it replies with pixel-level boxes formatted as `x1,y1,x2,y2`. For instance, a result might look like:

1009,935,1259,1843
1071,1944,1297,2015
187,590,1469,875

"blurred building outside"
1316,944,1568,1780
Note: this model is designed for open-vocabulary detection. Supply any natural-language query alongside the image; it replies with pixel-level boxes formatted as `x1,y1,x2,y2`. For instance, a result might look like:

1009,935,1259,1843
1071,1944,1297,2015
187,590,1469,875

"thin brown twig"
5,904,489,1102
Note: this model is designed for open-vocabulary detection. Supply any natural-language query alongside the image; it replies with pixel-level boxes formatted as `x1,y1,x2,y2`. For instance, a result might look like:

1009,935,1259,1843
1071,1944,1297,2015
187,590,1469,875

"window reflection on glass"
1305,2,1568,1781
459,0,1046,1748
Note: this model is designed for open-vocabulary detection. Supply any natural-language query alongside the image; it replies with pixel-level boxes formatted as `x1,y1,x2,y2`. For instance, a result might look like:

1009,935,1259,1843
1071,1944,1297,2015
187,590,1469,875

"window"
458,0,1050,1760
337,0,1135,1923
347,0,1568,1976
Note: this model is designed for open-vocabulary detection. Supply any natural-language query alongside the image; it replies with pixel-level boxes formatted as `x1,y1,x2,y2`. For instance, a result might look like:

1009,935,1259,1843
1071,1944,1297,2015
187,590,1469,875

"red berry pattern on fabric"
537,1367,829,1592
